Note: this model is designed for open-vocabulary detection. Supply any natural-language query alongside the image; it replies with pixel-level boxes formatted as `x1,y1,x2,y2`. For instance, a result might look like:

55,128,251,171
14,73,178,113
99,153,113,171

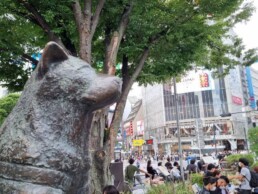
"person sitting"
210,175,230,194
103,185,119,194
157,162,171,181
198,159,205,172
199,177,218,194
146,160,158,179
213,170,222,178
171,161,181,180
187,159,199,174
205,164,217,178
165,157,173,170
125,158,151,186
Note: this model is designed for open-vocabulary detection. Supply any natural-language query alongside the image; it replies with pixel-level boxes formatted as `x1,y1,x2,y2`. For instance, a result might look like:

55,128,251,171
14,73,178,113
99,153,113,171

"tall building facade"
142,66,254,155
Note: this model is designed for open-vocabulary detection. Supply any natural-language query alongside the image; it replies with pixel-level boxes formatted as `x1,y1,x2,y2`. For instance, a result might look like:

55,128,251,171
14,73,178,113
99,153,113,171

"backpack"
246,170,258,188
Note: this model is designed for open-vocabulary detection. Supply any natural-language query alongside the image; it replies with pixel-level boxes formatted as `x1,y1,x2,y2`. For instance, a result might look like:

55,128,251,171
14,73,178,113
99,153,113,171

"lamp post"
173,77,185,182
212,125,217,156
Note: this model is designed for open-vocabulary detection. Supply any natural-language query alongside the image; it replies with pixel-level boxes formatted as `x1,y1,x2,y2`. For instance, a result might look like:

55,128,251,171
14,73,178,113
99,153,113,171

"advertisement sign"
132,139,145,146
136,120,144,136
171,70,215,94
245,67,256,109
232,96,242,105
146,139,153,145
229,68,243,105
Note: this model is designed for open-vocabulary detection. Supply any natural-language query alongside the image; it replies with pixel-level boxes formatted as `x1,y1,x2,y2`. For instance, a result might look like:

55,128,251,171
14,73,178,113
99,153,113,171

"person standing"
125,158,151,186
253,166,258,194
229,158,251,194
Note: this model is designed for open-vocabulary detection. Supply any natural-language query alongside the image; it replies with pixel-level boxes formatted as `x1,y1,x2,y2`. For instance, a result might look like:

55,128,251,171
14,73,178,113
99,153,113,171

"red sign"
232,95,242,105
129,121,133,136
146,139,153,145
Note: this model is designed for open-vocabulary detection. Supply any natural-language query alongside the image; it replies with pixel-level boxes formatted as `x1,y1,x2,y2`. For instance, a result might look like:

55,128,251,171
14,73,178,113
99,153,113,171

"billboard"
245,67,256,109
136,120,144,136
171,70,215,94
229,68,243,105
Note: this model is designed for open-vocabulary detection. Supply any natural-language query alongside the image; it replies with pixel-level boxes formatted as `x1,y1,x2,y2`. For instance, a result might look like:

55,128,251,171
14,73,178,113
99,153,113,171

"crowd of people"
198,158,258,194
103,155,258,194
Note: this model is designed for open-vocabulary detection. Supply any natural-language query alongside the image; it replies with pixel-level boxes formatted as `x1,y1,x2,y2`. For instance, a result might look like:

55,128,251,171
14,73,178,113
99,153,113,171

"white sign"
172,70,215,94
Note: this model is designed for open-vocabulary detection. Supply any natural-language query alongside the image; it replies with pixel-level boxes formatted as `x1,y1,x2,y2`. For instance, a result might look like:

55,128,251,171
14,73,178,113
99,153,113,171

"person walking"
125,158,151,186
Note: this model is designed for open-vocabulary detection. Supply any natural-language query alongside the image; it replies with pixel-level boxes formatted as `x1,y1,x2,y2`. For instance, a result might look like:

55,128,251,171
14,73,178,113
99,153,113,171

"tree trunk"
89,110,112,194
79,26,92,63
109,47,150,160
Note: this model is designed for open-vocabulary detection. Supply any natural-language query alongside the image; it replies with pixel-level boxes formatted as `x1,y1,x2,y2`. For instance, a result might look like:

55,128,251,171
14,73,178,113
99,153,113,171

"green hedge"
190,173,203,187
146,183,193,194
0,93,20,126
225,153,255,166
251,161,258,169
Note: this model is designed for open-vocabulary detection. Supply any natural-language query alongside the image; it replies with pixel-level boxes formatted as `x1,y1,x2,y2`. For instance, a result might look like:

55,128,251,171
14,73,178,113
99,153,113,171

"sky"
234,0,258,68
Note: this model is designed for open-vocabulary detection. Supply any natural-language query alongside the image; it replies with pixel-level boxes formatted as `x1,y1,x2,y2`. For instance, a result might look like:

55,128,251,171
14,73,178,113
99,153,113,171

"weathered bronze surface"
0,42,121,194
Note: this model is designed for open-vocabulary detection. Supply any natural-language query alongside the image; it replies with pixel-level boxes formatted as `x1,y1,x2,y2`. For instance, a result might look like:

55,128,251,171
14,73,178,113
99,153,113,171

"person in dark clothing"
165,157,173,170
198,159,205,171
187,159,199,174
209,176,230,194
253,166,258,193
199,177,218,194
146,160,158,179
205,164,217,178
103,185,119,194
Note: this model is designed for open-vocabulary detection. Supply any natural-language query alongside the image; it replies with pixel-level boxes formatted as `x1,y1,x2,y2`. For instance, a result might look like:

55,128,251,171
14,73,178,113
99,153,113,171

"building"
0,86,8,98
123,99,144,154
142,65,254,156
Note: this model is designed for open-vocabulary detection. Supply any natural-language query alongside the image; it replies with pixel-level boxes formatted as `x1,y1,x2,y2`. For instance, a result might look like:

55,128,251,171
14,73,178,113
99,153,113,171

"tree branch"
90,0,105,39
128,47,149,88
17,0,65,47
104,2,133,75
72,0,83,32
22,54,38,65
84,0,92,29
117,2,133,37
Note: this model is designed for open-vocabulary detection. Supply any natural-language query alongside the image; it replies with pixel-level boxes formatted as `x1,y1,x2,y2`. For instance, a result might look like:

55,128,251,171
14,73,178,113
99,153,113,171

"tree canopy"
0,93,20,126
0,0,257,91
248,126,258,155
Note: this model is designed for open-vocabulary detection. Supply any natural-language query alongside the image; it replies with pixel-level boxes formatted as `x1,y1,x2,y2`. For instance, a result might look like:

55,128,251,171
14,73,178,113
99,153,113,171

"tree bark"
73,0,105,64
108,47,150,159
104,2,133,75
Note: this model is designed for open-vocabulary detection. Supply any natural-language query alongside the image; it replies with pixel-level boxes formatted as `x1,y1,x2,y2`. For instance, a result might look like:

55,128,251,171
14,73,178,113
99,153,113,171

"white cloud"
234,0,258,50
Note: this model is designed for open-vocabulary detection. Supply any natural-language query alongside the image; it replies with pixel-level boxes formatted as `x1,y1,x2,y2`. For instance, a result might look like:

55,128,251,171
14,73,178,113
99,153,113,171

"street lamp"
173,77,185,182
212,125,217,156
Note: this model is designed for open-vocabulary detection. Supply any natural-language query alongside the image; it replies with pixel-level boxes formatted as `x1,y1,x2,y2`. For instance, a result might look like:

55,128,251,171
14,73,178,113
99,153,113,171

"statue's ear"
37,41,68,79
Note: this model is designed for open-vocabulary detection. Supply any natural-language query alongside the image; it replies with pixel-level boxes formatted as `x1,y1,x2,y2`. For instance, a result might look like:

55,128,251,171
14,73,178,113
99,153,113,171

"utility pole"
173,77,185,182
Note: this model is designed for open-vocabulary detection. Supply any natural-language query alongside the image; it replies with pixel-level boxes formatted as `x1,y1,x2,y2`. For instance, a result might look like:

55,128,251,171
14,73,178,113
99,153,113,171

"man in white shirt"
157,162,170,176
